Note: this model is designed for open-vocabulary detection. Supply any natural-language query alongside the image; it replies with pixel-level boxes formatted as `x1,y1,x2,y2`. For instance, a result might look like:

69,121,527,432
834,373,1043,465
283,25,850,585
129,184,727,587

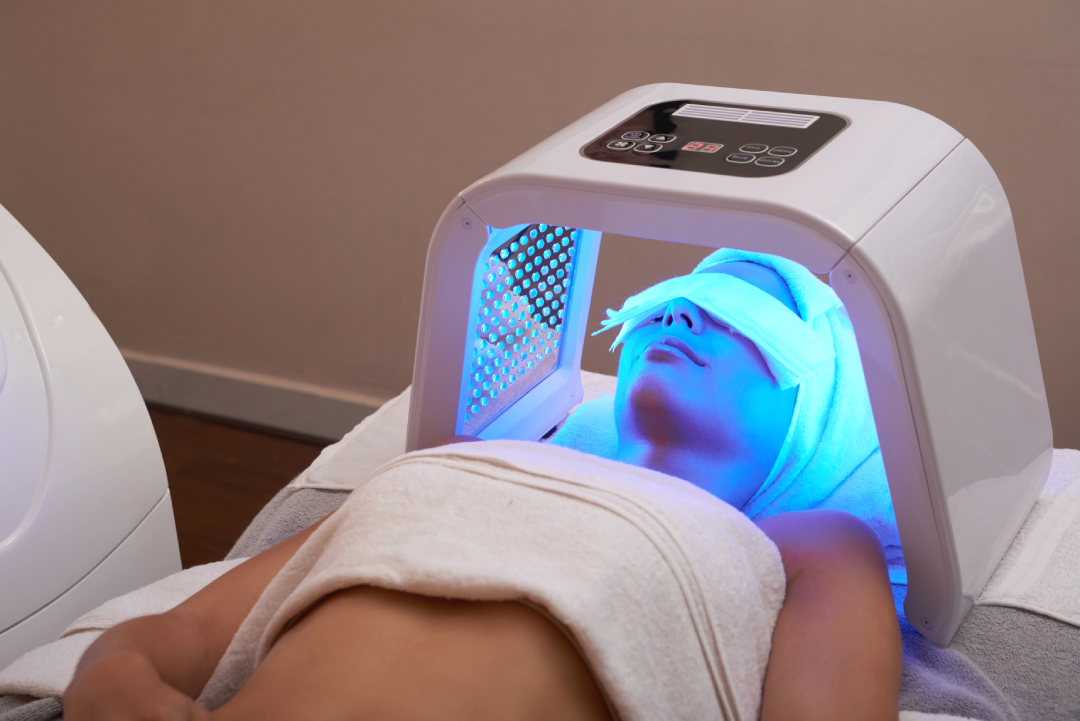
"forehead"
698,261,798,316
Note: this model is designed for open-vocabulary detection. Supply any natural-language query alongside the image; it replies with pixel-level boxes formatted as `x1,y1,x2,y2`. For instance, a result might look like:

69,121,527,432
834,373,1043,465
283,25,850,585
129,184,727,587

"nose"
662,297,706,335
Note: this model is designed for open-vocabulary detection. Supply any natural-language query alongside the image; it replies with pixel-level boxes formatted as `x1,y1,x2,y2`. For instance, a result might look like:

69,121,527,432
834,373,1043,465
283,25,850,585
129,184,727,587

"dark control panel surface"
582,100,848,178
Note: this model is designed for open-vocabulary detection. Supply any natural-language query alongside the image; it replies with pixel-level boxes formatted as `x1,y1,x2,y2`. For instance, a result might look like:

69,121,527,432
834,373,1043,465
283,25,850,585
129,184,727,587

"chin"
617,371,686,438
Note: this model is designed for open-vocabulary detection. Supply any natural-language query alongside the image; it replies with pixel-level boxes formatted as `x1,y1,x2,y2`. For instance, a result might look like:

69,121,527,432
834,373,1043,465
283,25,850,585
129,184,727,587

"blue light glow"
461,223,582,435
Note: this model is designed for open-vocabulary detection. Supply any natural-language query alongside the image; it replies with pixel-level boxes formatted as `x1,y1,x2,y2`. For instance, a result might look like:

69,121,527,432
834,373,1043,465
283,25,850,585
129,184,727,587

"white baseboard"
121,349,391,442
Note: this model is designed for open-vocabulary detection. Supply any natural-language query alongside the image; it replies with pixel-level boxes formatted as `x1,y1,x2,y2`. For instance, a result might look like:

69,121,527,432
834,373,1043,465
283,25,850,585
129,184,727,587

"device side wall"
846,139,1054,644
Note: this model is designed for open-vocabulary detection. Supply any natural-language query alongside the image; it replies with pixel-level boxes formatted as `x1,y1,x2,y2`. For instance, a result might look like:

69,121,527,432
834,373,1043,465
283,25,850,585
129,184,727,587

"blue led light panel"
462,224,580,435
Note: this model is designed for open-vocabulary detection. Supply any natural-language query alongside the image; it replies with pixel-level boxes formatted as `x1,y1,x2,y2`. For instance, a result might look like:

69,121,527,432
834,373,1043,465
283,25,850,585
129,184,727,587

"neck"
613,438,760,509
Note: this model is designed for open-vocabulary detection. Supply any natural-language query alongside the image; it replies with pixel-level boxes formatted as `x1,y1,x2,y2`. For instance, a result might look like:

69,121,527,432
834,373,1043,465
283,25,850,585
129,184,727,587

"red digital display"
682,142,723,154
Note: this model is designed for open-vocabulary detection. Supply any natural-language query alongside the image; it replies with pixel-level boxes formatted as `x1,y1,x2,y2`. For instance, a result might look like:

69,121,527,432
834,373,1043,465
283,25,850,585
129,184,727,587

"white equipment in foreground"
0,205,181,668
407,83,1053,647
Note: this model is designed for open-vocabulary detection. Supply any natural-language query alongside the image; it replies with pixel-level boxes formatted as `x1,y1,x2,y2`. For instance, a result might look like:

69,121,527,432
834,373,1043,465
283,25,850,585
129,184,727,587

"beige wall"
0,1,1077,446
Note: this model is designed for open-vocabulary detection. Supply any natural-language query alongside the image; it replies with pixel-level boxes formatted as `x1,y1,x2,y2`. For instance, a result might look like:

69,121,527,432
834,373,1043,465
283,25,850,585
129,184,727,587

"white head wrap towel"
554,248,904,579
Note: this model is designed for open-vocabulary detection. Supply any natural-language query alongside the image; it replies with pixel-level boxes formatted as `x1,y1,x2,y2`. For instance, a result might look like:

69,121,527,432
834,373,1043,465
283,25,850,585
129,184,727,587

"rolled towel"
976,448,1080,627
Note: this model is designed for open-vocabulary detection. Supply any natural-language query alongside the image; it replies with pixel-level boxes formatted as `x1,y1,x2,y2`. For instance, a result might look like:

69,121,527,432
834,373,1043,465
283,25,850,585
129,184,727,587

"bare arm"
63,513,332,720
756,509,902,721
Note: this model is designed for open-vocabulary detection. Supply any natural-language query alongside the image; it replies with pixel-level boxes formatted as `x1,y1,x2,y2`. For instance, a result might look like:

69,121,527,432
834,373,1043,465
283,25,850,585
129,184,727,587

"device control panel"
582,100,848,178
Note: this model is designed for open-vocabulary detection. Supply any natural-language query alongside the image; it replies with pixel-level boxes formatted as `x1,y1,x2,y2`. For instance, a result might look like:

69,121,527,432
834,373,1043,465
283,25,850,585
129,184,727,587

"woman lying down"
65,250,902,721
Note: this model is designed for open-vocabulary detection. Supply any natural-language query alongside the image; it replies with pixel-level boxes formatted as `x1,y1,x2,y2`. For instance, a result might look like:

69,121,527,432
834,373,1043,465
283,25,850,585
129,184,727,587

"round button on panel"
622,131,650,141
649,134,677,143
755,156,785,167
740,143,769,153
607,140,636,151
633,143,663,154
768,146,797,157
726,153,755,164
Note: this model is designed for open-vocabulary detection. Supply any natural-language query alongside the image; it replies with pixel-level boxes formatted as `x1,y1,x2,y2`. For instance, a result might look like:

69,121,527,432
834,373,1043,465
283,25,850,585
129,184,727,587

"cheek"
703,336,796,439
724,333,777,382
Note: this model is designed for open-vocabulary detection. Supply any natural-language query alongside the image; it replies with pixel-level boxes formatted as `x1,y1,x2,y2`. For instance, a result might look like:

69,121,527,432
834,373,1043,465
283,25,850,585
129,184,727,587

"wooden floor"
148,407,329,568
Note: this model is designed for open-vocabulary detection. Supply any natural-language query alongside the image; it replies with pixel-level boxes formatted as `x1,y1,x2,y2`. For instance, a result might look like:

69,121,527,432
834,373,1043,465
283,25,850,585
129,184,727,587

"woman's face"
613,262,799,508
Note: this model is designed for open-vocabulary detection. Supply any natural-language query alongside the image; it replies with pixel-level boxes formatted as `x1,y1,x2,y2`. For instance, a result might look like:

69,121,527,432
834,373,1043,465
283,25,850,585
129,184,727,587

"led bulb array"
462,224,579,434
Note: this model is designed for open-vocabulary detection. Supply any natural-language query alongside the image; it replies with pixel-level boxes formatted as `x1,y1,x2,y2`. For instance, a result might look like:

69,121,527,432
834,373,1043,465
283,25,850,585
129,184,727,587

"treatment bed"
2,374,1079,720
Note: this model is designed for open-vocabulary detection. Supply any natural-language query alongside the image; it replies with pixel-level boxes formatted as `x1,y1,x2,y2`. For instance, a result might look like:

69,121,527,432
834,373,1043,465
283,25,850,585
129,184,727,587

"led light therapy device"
0,205,181,667
407,84,1052,647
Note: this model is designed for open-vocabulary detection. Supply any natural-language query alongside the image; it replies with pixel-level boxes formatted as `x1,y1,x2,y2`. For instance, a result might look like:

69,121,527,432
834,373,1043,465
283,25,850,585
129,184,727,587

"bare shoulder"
755,509,886,573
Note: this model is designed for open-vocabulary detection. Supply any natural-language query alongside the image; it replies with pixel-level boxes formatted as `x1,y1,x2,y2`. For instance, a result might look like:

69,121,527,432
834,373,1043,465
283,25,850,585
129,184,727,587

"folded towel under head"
556,248,902,566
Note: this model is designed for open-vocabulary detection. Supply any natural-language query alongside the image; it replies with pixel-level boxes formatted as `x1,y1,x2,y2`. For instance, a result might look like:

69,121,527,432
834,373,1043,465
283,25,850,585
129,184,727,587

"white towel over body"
200,441,786,721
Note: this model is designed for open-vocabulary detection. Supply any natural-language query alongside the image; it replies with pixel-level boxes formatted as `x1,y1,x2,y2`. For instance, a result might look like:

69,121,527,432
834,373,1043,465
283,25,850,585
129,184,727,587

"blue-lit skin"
612,262,799,509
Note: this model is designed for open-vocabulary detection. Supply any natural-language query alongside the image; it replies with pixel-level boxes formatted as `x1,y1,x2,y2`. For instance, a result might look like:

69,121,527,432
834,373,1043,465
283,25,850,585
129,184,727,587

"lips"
644,337,706,367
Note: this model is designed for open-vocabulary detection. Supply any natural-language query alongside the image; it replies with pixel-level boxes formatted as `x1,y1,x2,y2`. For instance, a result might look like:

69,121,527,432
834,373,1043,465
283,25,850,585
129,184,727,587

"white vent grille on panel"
673,104,819,129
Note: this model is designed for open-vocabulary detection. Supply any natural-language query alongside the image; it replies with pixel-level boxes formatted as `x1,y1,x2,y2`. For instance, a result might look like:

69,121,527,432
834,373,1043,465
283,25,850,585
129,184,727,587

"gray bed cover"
4,485,1077,721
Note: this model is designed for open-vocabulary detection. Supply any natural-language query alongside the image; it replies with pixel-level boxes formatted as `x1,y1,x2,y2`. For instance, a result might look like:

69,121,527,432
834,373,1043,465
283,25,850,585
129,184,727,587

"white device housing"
0,204,181,669
407,84,1052,647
